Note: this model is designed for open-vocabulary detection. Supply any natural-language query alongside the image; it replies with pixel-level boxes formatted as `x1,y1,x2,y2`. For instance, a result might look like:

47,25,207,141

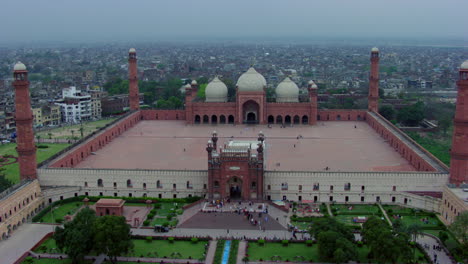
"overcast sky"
1,0,467,43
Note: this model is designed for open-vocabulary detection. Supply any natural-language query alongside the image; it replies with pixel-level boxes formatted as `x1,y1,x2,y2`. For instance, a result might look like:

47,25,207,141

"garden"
31,236,207,261
35,118,117,140
143,202,186,228
0,143,70,183
331,203,382,227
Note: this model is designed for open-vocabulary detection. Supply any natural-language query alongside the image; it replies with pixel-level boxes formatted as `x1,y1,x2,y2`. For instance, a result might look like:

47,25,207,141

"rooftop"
75,120,416,172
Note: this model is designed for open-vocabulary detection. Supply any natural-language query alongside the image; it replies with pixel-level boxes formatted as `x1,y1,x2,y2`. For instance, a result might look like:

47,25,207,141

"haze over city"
1,0,467,45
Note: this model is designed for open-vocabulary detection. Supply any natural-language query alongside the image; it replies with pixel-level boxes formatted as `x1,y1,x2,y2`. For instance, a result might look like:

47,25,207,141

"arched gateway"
242,100,260,124
207,131,265,200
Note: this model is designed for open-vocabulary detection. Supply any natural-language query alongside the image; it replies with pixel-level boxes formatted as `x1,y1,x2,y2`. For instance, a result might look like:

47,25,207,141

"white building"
56,86,92,124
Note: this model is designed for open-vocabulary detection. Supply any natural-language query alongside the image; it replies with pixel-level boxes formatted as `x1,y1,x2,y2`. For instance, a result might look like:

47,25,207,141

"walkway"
377,203,393,226
236,240,247,264
0,223,54,264
416,234,454,264
204,240,217,264
326,203,333,216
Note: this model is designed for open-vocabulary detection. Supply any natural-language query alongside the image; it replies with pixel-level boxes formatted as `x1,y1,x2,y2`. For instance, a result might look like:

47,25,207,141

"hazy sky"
1,0,467,43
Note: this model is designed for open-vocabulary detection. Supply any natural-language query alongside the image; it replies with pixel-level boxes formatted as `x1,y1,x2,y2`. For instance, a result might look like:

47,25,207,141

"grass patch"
334,214,374,227
0,143,70,183
129,239,206,259
247,241,317,262
391,215,440,228
33,238,61,254
36,202,85,223
331,204,380,215
36,118,117,140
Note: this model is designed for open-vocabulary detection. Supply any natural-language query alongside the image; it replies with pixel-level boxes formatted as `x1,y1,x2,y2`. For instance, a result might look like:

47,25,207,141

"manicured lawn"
0,143,70,183
247,242,317,262
33,238,61,253
37,202,85,223
21,259,78,264
335,214,375,227
36,118,117,140
331,204,381,214
382,205,416,215
392,215,441,228
150,217,168,225
129,239,206,259
291,221,313,230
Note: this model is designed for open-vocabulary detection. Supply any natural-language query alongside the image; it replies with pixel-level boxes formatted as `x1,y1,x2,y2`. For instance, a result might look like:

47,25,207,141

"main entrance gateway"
228,177,242,199
242,100,259,124
206,131,265,201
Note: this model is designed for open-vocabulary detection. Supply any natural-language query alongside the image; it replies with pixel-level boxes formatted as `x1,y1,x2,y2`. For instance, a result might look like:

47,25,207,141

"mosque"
1,48,467,240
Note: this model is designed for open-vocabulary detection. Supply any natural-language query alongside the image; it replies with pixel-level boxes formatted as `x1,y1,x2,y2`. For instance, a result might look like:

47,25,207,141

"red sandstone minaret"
449,60,468,186
308,80,318,125
128,48,139,111
13,62,37,180
368,47,380,112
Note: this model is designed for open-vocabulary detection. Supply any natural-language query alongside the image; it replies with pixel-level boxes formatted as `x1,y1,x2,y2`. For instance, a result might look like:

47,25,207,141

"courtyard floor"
75,120,415,172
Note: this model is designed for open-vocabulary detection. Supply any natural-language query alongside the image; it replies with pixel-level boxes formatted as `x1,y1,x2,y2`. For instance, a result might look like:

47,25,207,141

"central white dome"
236,67,266,92
205,76,228,102
276,77,299,102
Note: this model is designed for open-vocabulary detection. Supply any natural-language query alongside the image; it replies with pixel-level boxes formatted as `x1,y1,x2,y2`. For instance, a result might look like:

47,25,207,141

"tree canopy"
54,208,133,264
450,211,468,259
93,215,133,264
397,101,425,126
0,169,12,193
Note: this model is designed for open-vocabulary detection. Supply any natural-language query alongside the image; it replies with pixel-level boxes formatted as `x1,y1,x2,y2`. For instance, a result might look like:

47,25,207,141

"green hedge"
228,240,239,264
213,240,225,264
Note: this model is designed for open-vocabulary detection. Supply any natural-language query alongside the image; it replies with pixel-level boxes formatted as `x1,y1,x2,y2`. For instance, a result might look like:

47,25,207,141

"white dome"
236,67,267,92
14,62,26,71
205,76,228,102
275,77,299,102
461,60,468,70
308,80,315,85
191,80,197,85
129,48,136,53
371,47,379,52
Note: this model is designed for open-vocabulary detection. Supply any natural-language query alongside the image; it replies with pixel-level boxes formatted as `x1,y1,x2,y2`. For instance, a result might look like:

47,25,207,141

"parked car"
154,225,169,232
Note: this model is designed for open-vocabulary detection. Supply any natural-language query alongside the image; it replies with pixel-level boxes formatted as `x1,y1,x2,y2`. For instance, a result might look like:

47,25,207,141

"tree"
450,211,468,258
438,117,451,135
48,132,53,139
79,125,84,138
0,169,12,192
54,207,96,264
92,216,133,264
197,83,207,99
407,223,422,242
309,217,354,241
317,231,357,263
379,105,395,121
397,101,425,126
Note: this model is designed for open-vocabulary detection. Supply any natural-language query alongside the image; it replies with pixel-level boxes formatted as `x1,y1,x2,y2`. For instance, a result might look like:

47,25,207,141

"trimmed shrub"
305,240,313,247
258,239,265,246
191,237,199,244
55,218,63,223
168,237,175,243
282,240,289,247
143,220,150,226
357,241,363,247
146,236,153,242
162,222,170,227
167,215,173,220
147,213,155,219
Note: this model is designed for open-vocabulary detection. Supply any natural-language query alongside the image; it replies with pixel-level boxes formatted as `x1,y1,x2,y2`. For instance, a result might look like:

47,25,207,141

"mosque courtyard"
76,120,415,172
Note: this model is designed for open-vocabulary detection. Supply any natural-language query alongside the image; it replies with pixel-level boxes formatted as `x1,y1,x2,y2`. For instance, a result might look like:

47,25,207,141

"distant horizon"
0,35,467,49
1,0,466,48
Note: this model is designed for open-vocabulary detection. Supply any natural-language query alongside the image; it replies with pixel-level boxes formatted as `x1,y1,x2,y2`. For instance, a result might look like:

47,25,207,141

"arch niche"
227,176,243,199
242,100,260,124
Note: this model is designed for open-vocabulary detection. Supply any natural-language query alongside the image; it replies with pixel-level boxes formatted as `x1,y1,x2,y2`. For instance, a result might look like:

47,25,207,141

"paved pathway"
0,223,54,264
236,240,247,264
204,240,217,264
377,203,393,226
326,203,333,216
417,234,454,264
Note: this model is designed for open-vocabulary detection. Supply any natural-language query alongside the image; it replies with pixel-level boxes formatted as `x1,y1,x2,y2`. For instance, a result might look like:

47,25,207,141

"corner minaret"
13,62,37,180
308,80,318,125
368,47,380,112
449,60,468,186
128,48,139,111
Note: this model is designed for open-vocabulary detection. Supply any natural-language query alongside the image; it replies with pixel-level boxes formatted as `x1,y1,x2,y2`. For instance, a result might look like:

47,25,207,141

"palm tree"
79,125,84,138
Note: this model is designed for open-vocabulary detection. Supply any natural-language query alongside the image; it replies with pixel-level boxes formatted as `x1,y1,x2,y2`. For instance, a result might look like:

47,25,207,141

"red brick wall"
318,110,367,121
141,110,186,120
49,112,141,168
366,113,441,172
